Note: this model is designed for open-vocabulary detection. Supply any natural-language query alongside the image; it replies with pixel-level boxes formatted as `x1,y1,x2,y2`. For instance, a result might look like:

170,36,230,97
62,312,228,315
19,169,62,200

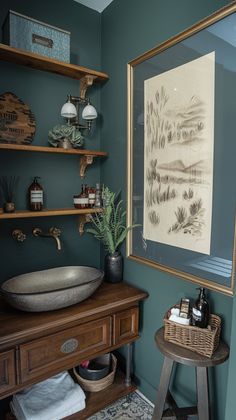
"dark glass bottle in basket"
191,287,210,328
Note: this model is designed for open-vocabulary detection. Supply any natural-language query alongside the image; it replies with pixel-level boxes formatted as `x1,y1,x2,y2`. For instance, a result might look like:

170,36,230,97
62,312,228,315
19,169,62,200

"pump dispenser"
29,177,43,211
191,287,210,328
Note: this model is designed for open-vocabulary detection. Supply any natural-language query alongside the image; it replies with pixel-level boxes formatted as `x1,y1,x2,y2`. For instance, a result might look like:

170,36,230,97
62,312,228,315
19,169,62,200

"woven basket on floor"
73,353,117,392
164,307,221,358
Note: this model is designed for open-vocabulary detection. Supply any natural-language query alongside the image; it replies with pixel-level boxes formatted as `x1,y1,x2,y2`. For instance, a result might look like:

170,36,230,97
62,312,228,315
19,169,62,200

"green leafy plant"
87,186,138,254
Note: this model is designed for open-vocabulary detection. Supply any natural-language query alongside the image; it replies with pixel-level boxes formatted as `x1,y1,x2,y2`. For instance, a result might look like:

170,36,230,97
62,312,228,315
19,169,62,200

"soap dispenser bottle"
29,177,43,211
191,287,210,328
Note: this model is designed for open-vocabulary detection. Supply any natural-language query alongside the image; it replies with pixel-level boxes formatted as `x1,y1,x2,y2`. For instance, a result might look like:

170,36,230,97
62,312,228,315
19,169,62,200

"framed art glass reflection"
127,3,236,295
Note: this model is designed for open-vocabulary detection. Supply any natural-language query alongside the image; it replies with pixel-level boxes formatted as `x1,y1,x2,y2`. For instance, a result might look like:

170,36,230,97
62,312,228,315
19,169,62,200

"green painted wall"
225,295,236,419
101,1,233,419
0,0,102,284
0,0,235,418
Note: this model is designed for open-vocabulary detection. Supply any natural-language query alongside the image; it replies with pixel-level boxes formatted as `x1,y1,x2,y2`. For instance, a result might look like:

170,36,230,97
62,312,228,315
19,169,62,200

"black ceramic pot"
104,251,123,283
4,202,15,213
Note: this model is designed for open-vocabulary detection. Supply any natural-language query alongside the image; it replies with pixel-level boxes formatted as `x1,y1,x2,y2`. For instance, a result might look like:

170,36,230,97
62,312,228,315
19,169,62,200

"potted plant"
0,176,19,213
48,124,84,148
87,186,138,283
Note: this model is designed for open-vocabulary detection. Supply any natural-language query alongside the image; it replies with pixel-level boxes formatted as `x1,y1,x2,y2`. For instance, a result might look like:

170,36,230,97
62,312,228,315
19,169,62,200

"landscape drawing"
143,52,215,254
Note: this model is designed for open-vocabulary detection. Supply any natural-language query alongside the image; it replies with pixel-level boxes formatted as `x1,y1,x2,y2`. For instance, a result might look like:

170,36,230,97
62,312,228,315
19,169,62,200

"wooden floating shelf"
0,43,109,83
0,208,102,235
0,144,108,178
0,207,102,220
0,143,107,157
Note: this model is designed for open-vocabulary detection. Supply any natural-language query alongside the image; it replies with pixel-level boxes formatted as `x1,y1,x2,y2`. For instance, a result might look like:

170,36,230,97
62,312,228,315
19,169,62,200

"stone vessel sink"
1,266,104,312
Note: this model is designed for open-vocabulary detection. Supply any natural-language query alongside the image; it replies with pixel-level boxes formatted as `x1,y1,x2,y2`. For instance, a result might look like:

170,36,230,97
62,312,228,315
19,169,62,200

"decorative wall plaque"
0,92,36,144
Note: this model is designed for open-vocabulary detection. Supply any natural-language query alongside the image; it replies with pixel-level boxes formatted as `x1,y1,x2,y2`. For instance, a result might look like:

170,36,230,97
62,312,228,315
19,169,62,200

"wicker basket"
164,308,221,358
73,353,117,392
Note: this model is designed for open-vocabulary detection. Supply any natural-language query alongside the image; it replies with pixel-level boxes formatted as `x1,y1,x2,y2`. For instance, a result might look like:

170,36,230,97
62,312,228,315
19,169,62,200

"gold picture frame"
127,2,236,295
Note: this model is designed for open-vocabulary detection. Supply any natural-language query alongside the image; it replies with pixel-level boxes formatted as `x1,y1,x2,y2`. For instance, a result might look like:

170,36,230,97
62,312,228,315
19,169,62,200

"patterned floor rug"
88,391,154,420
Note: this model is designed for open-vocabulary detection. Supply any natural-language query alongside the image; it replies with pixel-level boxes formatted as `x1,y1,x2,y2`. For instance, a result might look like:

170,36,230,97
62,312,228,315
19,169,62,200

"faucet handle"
49,227,61,236
32,227,42,237
12,229,26,242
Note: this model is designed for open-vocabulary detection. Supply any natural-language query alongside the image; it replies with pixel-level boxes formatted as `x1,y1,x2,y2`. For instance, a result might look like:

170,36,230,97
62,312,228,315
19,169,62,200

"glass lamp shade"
61,101,77,118
82,104,97,120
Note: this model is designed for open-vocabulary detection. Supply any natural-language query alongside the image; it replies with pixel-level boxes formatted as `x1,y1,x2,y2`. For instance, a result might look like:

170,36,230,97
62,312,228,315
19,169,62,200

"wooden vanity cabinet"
113,307,139,346
19,316,112,383
0,350,16,394
0,282,148,418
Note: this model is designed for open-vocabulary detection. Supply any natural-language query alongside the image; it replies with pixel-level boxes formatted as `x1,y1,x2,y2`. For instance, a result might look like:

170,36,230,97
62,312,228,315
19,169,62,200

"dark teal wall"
225,296,236,419
101,1,233,419
0,0,102,283
1,0,235,418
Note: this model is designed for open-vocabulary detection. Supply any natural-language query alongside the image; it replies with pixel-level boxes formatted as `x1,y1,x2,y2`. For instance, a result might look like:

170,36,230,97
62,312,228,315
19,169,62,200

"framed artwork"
127,2,236,295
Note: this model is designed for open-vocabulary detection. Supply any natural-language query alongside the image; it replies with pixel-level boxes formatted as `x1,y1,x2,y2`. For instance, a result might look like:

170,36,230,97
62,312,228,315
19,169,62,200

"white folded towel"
169,314,190,325
170,307,180,316
10,371,86,420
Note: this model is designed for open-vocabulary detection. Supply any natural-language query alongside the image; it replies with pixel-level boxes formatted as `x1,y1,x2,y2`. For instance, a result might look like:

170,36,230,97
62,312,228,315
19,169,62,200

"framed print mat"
127,3,236,295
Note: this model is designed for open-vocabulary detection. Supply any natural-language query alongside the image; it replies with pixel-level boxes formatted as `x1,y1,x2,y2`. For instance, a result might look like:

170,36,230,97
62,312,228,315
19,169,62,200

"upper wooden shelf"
0,43,109,83
0,143,108,177
0,143,107,157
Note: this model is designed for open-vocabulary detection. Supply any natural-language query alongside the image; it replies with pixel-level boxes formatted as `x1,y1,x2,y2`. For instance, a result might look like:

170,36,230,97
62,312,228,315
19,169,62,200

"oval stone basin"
1,266,104,312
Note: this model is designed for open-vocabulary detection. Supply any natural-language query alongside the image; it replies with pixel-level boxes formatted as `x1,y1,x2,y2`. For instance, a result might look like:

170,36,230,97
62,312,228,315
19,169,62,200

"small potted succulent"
87,186,138,283
48,124,84,149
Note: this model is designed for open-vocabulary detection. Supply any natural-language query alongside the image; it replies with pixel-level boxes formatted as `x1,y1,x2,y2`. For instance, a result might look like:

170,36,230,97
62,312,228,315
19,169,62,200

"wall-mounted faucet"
32,227,61,251
12,229,26,242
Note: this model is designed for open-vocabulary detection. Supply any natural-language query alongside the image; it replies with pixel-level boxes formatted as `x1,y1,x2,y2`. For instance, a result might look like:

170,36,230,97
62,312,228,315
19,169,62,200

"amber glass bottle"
88,186,96,208
77,184,88,209
28,177,43,211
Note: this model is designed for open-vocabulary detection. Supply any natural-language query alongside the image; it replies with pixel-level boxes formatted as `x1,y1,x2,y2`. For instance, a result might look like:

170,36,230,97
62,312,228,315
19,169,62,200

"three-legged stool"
152,327,229,420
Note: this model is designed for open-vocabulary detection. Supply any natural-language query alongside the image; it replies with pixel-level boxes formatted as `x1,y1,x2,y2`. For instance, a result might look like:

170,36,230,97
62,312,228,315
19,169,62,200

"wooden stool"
152,327,229,420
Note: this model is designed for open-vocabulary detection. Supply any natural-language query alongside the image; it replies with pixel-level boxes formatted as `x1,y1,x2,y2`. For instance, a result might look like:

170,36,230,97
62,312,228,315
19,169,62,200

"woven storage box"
73,353,117,392
164,308,221,358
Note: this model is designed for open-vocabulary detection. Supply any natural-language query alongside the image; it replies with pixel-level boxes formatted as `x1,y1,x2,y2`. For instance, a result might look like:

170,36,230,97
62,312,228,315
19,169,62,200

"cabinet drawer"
19,317,111,383
0,350,16,393
113,307,139,346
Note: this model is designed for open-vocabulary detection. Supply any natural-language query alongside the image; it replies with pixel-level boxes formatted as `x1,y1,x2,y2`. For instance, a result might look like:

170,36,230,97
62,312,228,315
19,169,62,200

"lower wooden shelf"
0,207,102,235
5,370,136,420
0,207,102,219
68,370,136,419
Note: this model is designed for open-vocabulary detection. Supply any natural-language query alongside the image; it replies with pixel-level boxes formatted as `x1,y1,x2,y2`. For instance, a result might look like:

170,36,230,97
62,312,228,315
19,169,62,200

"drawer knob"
60,338,79,354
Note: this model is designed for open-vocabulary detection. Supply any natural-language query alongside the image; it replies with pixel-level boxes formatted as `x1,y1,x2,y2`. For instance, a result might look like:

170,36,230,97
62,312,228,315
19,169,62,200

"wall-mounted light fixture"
61,95,97,131
61,75,98,132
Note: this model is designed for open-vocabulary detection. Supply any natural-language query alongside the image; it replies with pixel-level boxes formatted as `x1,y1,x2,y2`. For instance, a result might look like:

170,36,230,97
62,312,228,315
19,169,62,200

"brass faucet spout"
53,235,61,251
32,227,61,251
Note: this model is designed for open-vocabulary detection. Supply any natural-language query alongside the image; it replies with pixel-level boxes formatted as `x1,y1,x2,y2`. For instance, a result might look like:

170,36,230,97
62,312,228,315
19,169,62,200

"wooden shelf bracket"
80,75,97,99
80,155,94,178
78,213,92,235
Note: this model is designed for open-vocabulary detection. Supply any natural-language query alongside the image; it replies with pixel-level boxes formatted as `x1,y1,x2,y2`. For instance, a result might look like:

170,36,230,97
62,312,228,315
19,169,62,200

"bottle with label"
191,287,210,328
77,184,88,209
73,194,80,208
29,177,43,211
88,186,96,208
84,185,89,208
95,183,102,207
